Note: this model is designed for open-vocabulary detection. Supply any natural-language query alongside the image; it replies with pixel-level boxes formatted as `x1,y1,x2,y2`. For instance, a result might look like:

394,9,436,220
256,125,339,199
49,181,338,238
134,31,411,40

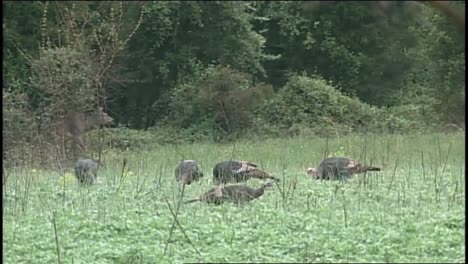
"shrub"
256,74,378,135
3,88,41,166
30,47,96,116
163,65,274,141
88,125,157,151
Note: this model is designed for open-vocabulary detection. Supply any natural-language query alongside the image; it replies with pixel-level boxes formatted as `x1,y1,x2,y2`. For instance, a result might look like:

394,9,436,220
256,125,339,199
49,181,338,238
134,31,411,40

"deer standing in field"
51,106,113,157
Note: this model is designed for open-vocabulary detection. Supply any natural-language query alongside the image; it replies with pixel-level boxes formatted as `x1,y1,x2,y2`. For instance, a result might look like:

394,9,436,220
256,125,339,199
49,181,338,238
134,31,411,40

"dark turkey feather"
175,160,203,185
308,157,381,180
221,181,273,204
185,181,273,205
184,186,224,204
213,160,279,184
74,159,99,185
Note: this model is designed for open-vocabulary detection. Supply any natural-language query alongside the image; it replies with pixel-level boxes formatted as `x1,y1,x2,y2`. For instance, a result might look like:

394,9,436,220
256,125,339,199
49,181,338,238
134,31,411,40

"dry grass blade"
162,191,202,258
51,211,61,264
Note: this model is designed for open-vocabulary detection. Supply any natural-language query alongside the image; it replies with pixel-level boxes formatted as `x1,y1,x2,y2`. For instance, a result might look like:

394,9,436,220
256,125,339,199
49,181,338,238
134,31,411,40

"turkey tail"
252,169,280,182
267,175,281,182
184,198,200,204
365,166,381,171
239,160,258,168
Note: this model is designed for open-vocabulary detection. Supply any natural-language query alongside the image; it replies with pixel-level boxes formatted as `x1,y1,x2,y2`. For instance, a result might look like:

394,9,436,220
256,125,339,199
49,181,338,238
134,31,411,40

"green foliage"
30,47,96,115
87,126,155,151
118,2,273,128
3,134,465,263
3,87,39,165
399,2,465,126
89,126,214,150
3,1,465,138
256,74,442,136
165,65,274,141
3,2,43,87
257,74,376,135
254,1,419,106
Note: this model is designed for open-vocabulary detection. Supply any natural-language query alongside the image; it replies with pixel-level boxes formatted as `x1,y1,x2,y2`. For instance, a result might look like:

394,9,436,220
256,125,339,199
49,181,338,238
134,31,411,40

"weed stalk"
341,188,348,228
162,190,202,258
51,211,61,264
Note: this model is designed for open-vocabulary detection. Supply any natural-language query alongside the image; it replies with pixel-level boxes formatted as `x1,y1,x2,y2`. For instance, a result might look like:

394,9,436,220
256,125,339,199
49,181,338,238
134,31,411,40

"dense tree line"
4,1,465,143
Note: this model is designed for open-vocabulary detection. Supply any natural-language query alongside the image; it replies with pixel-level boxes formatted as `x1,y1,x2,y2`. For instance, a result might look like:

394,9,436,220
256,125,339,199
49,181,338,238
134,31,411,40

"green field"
3,133,465,263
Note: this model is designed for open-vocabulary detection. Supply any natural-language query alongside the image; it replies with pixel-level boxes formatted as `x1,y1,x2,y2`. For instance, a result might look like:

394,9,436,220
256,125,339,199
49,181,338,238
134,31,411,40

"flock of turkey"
178,160,280,205
74,157,382,205
177,158,381,205
69,0,465,207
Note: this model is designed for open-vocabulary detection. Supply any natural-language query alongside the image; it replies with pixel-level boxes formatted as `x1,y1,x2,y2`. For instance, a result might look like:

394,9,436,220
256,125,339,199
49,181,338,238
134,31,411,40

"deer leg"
75,136,86,153
68,137,83,161
56,135,66,161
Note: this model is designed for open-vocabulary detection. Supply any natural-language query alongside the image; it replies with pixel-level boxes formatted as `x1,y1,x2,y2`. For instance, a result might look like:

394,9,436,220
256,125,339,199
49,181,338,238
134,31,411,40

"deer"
52,106,114,154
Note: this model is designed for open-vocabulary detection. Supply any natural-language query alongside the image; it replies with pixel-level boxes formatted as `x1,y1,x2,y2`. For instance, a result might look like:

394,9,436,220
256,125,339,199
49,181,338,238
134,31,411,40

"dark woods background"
3,1,465,147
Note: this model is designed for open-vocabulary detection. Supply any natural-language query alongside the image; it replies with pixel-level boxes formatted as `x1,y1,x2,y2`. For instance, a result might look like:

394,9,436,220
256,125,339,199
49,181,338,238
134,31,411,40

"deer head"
53,107,113,151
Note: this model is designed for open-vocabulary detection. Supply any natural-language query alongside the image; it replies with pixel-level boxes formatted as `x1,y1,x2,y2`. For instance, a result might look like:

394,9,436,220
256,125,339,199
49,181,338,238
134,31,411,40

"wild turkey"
221,181,274,204
213,160,280,185
184,186,225,205
185,181,274,205
175,160,203,185
74,159,99,184
307,157,381,180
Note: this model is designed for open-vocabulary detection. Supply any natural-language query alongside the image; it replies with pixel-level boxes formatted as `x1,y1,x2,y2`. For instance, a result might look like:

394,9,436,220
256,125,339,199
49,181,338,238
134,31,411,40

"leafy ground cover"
3,133,465,263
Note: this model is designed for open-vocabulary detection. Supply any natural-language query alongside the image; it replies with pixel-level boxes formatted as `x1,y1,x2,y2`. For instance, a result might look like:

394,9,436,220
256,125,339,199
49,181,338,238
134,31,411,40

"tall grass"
3,133,465,263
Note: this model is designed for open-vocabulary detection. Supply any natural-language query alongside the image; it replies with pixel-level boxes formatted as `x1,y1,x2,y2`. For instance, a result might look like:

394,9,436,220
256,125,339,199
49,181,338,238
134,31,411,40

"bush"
30,47,96,116
3,88,41,166
163,65,274,141
255,73,441,136
88,126,157,151
95,72,449,149
90,125,216,150
256,74,379,135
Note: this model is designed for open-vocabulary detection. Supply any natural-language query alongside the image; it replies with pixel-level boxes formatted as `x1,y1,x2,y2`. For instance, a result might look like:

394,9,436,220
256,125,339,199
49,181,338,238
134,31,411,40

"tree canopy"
4,1,465,139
